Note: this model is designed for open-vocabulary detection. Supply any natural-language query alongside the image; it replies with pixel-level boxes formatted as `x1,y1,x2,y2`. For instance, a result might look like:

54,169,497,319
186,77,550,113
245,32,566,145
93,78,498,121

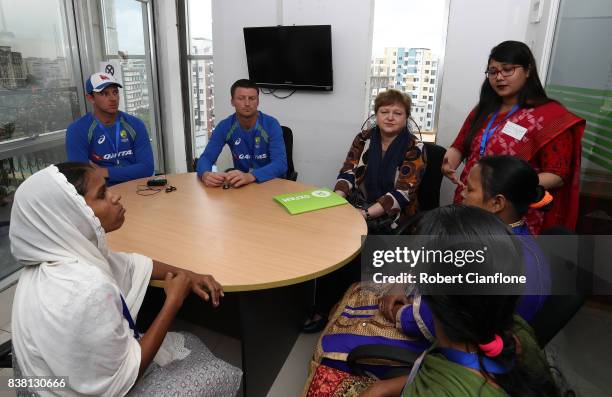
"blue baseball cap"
85,72,123,94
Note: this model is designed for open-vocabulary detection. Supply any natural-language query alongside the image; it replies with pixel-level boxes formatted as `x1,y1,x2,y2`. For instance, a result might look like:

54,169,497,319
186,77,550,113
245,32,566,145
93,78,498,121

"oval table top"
108,173,367,292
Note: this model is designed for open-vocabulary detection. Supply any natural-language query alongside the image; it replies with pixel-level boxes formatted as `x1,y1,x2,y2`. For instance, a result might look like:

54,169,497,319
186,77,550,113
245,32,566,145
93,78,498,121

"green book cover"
274,188,348,215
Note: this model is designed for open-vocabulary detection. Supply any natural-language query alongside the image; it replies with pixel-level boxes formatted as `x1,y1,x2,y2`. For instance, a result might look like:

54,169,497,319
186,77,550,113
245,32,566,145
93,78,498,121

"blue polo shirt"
65,111,154,185
196,111,287,182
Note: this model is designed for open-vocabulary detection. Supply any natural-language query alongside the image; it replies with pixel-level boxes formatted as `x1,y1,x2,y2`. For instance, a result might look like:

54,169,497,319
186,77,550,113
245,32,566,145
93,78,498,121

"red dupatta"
514,104,585,231
453,101,585,233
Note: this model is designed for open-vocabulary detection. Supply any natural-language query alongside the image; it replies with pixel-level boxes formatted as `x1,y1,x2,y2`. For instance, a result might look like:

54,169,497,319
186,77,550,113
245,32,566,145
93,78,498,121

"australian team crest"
255,136,261,148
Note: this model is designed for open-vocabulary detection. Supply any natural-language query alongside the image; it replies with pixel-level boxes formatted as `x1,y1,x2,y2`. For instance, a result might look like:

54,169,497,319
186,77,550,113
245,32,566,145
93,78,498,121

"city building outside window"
181,0,214,161
367,0,448,141
0,0,85,281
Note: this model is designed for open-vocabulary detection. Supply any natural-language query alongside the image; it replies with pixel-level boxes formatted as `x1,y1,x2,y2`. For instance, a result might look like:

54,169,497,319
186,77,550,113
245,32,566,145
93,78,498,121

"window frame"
177,0,214,171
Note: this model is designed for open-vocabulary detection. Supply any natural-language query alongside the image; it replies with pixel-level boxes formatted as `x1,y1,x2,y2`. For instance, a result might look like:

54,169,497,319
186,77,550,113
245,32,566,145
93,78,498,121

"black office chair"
393,142,445,235
282,126,298,181
417,142,446,211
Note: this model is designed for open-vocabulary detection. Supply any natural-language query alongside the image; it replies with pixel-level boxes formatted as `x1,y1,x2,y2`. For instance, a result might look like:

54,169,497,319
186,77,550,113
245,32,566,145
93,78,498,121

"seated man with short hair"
196,79,287,188
65,72,155,185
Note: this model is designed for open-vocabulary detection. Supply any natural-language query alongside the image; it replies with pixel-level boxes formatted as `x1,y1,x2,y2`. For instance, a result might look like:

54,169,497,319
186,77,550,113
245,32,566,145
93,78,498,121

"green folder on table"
274,188,348,214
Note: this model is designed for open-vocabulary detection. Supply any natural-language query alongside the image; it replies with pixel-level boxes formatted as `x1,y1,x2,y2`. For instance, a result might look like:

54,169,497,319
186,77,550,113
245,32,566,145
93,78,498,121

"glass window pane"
98,0,162,172
0,0,81,142
368,0,448,139
186,0,215,159
0,0,82,280
0,145,66,279
545,0,612,234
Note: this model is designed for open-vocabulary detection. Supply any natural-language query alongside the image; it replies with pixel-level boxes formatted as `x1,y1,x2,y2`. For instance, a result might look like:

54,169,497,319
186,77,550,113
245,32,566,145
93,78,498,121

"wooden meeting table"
108,173,366,396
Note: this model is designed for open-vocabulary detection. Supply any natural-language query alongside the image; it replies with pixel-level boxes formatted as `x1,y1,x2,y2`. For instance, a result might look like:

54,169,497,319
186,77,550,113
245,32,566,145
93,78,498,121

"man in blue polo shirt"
196,79,287,188
65,72,154,185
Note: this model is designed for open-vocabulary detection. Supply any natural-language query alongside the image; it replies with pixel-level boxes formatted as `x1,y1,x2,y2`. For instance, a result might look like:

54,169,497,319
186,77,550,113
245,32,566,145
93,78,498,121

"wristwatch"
364,208,372,220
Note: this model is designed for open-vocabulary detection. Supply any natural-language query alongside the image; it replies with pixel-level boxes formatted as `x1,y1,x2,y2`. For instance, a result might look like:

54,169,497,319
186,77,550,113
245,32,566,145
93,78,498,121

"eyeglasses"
485,65,523,78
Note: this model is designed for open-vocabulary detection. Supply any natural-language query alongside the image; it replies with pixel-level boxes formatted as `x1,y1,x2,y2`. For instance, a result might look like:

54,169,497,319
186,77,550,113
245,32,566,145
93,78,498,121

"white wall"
211,0,374,187
524,0,561,83
436,0,531,204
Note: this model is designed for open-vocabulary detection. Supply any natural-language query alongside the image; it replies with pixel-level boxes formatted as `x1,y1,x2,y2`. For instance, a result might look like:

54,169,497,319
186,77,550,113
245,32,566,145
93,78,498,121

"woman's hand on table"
163,271,192,308
188,272,224,307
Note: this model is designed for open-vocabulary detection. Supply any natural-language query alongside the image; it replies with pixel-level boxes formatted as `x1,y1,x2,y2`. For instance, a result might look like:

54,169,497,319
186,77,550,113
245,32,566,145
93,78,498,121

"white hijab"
10,165,152,396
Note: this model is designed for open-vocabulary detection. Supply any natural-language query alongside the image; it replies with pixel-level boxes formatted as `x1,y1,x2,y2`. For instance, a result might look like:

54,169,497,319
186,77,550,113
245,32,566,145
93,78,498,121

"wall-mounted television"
243,25,333,91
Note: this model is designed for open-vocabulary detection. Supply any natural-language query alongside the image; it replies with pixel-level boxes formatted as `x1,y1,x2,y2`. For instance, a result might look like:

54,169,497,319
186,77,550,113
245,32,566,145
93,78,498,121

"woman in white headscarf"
10,163,242,396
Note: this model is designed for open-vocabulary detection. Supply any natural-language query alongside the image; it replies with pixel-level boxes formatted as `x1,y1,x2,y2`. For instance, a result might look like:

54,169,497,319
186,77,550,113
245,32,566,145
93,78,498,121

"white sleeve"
35,279,141,396
106,252,153,317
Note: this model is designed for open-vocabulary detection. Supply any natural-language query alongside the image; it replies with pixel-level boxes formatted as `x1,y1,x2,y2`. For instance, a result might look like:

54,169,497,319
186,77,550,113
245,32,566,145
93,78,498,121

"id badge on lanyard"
479,104,519,156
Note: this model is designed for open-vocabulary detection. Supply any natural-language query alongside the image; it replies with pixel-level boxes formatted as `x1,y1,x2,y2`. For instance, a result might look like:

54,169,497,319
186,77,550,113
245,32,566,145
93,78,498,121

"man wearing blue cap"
65,72,154,185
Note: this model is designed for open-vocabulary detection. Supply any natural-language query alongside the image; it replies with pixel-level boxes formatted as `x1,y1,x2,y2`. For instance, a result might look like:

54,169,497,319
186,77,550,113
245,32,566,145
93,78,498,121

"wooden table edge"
149,244,363,292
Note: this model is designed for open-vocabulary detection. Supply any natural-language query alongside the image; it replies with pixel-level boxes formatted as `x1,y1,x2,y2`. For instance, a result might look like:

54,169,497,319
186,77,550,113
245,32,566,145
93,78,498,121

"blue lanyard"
479,104,519,156
120,295,140,339
437,347,512,374
402,345,512,394
97,118,122,165
236,116,260,172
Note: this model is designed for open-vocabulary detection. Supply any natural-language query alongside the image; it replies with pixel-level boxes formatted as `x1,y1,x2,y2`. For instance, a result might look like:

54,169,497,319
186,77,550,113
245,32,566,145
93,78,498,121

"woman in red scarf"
442,41,585,234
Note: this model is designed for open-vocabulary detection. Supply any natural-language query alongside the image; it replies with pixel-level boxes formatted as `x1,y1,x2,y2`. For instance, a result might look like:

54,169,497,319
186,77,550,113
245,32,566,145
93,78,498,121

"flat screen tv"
243,25,333,91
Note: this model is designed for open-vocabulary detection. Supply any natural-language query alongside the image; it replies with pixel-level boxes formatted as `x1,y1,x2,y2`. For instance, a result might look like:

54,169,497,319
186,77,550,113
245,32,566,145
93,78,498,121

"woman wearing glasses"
442,41,585,234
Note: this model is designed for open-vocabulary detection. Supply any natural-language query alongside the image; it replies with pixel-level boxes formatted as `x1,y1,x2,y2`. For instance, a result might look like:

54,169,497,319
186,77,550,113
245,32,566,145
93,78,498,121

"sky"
0,0,146,59
371,0,448,58
1,0,446,60
188,0,213,40
0,0,68,58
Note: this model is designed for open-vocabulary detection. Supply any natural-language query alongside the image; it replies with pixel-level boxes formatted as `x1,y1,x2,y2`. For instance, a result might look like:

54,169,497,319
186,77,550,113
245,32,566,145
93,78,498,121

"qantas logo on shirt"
237,153,267,160
102,150,133,160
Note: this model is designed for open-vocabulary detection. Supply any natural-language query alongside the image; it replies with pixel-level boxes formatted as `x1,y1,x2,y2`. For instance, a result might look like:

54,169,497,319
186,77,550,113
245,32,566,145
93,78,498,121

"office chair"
417,142,446,211
392,142,445,235
282,126,298,181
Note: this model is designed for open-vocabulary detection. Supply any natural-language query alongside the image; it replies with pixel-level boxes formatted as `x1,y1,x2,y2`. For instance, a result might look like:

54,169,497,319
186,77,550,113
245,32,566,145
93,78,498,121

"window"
367,0,448,135
544,0,612,233
97,0,163,171
0,0,84,280
180,0,215,163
